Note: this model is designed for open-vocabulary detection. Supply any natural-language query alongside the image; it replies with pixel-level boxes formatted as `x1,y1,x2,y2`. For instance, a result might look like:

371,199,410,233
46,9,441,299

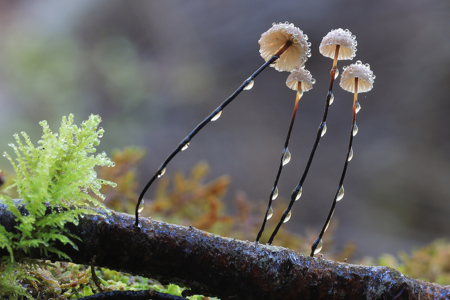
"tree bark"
1,201,449,300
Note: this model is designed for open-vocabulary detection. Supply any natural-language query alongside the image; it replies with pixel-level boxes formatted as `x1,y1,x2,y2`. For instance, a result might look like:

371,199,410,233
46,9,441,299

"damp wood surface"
1,201,449,300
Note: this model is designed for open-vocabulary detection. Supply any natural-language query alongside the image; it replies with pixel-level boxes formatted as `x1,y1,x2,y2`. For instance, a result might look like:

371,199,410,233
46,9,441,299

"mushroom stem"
310,78,358,257
266,46,340,245
135,51,291,227
256,82,302,243
275,40,293,57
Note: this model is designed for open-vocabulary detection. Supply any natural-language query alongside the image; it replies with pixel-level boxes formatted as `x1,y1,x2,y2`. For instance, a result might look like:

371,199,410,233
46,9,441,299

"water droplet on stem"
313,239,323,254
337,186,344,201
212,110,222,121
282,148,291,165
244,79,254,90
267,206,273,220
334,69,339,79
352,123,359,136
181,142,190,151
355,102,361,114
329,93,334,105
348,147,353,161
283,211,292,223
295,187,302,201
158,167,166,178
138,200,145,213
321,123,327,137
272,187,279,200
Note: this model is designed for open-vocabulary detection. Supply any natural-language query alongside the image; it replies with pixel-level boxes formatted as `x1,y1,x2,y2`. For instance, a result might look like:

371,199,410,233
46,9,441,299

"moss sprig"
0,114,116,262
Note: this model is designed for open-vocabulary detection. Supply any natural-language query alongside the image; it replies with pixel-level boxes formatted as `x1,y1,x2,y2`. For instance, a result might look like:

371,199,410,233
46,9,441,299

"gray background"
0,0,449,258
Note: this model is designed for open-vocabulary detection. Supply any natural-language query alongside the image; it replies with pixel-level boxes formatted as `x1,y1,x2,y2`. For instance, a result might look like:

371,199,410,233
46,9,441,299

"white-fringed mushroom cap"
259,22,310,72
319,28,357,60
340,61,375,93
286,67,315,91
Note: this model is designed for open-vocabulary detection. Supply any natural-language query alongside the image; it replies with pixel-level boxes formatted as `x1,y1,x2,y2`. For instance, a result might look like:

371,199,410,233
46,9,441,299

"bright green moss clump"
0,114,116,262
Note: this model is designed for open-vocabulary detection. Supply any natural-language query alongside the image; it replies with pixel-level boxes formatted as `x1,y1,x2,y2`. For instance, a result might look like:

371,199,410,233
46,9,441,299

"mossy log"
0,202,449,300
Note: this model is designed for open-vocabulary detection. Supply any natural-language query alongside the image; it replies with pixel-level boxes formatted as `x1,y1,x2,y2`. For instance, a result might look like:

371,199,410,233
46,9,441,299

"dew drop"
244,79,254,90
321,123,327,137
329,93,334,105
337,186,344,201
283,211,292,223
355,101,361,114
356,60,362,65
212,110,222,121
334,68,339,79
181,142,190,151
352,123,359,136
282,148,291,166
138,200,145,213
158,167,166,178
272,187,279,200
266,206,273,220
313,239,323,255
295,187,302,201
348,147,354,162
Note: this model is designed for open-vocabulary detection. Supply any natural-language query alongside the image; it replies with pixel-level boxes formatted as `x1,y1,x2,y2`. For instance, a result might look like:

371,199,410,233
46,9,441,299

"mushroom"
310,61,375,257
256,67,316,243
259,22,310,72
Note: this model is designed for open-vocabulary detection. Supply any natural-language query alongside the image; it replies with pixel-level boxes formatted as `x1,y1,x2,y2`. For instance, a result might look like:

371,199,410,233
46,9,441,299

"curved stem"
310,78,358,257
255,83,302,242
135,42,292,227
267,45,341,245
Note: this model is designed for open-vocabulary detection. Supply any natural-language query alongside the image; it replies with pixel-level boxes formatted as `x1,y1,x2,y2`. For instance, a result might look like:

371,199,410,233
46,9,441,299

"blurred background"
0,0,449,258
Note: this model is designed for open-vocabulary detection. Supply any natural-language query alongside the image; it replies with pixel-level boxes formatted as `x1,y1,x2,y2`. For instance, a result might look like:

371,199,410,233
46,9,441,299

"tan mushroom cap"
340,61,375,93
286,67,315,91
259,22,310,72
319,28,357,60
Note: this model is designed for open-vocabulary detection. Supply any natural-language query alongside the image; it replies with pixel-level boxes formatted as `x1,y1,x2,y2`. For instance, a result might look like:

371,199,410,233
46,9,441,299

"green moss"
0,114,115,298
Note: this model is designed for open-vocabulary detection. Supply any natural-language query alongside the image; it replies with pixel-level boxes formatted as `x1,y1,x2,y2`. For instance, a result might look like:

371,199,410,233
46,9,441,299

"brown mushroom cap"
340,61,375,93
320,28,357,60
259,22,310,72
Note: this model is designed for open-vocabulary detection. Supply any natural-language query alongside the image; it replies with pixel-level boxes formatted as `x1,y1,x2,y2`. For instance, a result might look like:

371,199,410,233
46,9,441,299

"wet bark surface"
1,201,449,300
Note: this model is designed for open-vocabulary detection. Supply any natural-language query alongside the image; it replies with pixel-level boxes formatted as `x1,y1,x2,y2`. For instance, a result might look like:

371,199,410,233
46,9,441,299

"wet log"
0,202,449,300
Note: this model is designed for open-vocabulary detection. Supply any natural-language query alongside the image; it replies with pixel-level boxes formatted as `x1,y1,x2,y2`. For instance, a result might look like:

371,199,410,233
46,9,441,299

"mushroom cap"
259,22,310,72
339,61,375,93
286,67,315,91
319,28,357,60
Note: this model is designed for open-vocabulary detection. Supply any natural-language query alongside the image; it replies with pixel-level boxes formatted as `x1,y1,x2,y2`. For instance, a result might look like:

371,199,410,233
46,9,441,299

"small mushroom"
259,22,311,72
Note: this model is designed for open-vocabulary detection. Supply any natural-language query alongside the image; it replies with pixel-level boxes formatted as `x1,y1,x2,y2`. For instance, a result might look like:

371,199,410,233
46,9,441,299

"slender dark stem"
135,42,292,227
255,84,302,242
267,46,341,245
310,78,358,257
